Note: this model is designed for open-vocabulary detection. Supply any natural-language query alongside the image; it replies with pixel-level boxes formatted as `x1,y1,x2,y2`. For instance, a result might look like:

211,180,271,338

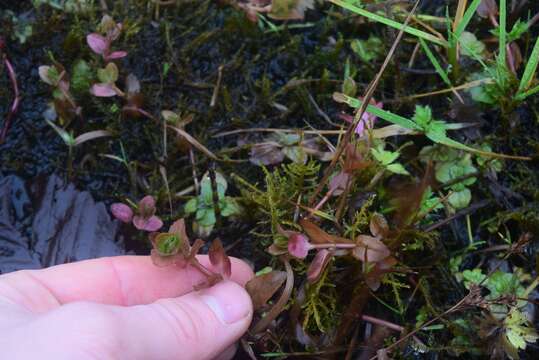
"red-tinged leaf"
352,235,391,263
153,232,181,256
168,218,190,253
133,215,163,232
307,249,332,283
150,249,188,268
267,243,288,256
87,33,107,55
209,239,231,278
300,219,351,245
287,233,311,259
369,213,389,238
90,83,117,97
365,256,397,291
107,50,128,60
138,195,156,217
110,203,133,223
245,270,287,310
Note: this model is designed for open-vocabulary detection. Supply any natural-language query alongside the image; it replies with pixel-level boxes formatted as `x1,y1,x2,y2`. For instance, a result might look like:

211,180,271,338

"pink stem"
312,243,356,250
1,46,21,143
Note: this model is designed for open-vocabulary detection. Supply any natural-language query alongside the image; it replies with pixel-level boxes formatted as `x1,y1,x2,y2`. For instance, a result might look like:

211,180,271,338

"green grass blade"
518,36,539,92
419,38,452,86
334,93,530,160
499,0,507,65
453,0,483,39
515,83,539,100
329,0,447,47
333,93,422,130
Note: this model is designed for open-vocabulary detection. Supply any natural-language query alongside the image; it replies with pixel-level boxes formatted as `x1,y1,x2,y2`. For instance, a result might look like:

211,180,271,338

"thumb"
116,280,253,360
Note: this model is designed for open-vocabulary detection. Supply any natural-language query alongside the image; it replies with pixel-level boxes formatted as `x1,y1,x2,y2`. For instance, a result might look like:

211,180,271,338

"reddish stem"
1,40,21,143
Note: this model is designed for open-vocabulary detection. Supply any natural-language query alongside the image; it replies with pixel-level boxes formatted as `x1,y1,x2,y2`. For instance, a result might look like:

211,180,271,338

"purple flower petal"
87,33,107,55
287,233,311,259
110,203,133,223
133,215,163,232
91,83,117,97
106,50,128,60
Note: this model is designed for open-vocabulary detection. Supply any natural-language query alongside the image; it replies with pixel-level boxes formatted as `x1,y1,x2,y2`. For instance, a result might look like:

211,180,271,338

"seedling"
38,62,82,124
249,132,332,166
111,195,163,232
184,172,241,237
150,219,231,288
86,15,127,63
45,119,110,176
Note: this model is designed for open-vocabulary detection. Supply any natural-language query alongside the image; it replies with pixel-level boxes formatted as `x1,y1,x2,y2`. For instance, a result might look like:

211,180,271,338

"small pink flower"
340,98,383,137
288,233,312,259
110,203,133,223
133,215,163,232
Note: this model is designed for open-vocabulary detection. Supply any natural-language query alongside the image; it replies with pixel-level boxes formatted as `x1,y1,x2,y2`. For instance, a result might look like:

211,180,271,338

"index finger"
0,255,253,312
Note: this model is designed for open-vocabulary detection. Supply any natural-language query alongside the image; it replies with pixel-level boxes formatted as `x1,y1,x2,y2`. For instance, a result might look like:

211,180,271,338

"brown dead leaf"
246,270,287,310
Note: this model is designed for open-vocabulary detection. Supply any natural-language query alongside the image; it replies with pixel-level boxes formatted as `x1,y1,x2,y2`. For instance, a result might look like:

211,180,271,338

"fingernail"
201,281,252,325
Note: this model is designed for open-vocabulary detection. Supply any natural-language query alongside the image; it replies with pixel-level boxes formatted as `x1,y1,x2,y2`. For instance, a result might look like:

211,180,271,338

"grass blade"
333,92,422,130
329,0,447,47
518,36,539,92
499,0,507,65
453,0,482,39
419,38,451,86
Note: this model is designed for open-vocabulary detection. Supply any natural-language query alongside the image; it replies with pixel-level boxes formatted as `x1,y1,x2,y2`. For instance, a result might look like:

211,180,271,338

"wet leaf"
307,249,332,283
209,239,231,278
246,270,287,310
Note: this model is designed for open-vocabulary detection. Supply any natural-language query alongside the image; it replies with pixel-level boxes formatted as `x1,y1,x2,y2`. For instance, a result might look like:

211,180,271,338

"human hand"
0,255,254,360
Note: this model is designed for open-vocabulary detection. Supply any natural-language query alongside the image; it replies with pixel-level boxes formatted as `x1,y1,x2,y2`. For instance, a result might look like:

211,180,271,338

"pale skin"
0,255,254,360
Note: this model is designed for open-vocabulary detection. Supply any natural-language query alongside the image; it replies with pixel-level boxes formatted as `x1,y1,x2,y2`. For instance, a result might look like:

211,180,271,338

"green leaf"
386,163,409,175
350,36,383,62
71,59,93,94
196,208,216,226
486,270,523,298
462,268,486,289
282,146,306,164
154,233,180,255
221,197,241,217
97,62,119,84
459,32,485,59
448,188,471,209
371,146,399,166
184,198,198,213
412,105,433,129
342,76,357,97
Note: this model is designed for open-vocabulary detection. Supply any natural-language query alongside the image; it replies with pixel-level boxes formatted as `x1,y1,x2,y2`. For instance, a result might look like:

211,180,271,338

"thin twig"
308,0,421,206
1,39,21,143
